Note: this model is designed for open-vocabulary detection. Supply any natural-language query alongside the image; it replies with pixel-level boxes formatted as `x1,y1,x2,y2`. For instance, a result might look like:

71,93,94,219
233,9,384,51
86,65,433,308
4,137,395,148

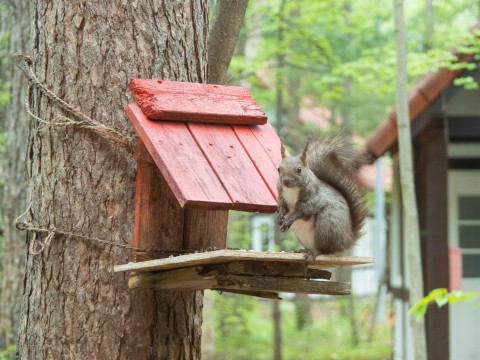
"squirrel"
276,136,368,259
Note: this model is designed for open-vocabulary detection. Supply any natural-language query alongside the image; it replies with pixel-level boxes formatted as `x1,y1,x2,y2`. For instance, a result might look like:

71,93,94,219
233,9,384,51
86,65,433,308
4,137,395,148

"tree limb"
207,0,249,84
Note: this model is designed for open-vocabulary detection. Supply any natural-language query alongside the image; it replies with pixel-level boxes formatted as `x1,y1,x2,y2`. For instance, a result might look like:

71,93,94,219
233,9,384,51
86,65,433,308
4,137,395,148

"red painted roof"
126,80,280,213
129,79,267,125
365,23,480,159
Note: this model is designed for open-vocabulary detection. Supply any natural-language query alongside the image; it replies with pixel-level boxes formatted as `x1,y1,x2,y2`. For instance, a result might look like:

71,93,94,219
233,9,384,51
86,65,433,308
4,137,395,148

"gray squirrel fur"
276,136,368,258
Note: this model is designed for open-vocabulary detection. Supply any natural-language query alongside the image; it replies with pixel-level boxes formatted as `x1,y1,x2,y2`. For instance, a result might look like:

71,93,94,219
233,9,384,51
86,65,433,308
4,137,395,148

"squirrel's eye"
296,167,302,174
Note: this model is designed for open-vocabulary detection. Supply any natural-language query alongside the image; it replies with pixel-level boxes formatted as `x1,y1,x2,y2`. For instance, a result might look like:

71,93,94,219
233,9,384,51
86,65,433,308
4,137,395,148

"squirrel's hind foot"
295,249,319,260
304,252,316,261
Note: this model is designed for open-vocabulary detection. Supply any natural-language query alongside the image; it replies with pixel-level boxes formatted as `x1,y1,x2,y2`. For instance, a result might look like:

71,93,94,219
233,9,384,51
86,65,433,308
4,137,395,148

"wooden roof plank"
113,249,375,273
125,104,232,209
248,122,283,166
131,79,253,97
233,125,280,199
129,79,267,125
187,123,277,212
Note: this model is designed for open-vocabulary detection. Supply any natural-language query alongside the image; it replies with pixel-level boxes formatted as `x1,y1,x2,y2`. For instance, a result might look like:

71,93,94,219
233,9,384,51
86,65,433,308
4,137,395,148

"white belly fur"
283,187,316,251
283,187,299,211
291,218,316,251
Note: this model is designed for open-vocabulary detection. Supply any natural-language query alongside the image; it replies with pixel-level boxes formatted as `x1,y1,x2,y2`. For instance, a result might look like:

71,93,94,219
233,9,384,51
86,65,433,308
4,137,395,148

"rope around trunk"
13,53,135,153
14,205,203,256
14,204,221,256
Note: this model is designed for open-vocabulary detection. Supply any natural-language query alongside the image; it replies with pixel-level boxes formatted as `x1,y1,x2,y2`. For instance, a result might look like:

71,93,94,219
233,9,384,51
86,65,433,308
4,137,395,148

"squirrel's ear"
281,142,287,159
300,138,311,166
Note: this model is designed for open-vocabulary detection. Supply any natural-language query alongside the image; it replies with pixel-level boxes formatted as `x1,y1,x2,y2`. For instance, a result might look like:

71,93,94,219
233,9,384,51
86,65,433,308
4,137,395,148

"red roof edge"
364,22,480,160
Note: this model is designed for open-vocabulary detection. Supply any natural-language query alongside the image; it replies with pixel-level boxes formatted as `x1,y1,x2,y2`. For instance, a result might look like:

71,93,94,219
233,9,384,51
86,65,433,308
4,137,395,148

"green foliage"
210,292,272,358
0,29,9,114
0,132,5,153
227,211,253,249
227,211,299,252
0,345,16,360
279,231,299,252
205,292,392,360
0,84,8,110
232,0,480,143
453,76,479,90
409,288,480,321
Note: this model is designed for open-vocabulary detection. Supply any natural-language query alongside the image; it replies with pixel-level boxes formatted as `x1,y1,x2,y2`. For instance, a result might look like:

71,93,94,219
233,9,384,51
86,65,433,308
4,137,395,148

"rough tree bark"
208,0,249,84
0,0,29,349
392,0,428,359
17,1,209,359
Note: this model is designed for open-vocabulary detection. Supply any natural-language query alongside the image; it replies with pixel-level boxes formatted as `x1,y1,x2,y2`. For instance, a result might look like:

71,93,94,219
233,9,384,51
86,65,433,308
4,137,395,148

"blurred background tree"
0,0,29,357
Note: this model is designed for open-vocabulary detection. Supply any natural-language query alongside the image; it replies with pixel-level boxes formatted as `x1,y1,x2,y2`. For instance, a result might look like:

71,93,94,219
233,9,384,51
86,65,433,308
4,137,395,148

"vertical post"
133,157,185,260
423,122,449,359
374,157,387,323
392,0,428,358
184,210,228,249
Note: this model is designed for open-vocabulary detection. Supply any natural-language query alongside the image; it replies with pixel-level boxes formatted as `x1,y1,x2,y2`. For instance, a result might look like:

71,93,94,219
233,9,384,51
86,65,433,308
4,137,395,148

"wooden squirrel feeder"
115,79,374,298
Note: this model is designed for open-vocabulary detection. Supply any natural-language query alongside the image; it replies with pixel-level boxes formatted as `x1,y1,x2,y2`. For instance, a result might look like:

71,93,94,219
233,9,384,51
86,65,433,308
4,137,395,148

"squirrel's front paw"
277,213,285,226
280,216,293,231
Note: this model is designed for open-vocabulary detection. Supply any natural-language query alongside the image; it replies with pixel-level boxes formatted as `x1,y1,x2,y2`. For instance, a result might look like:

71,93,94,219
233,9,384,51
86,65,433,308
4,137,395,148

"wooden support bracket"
127,261,345,298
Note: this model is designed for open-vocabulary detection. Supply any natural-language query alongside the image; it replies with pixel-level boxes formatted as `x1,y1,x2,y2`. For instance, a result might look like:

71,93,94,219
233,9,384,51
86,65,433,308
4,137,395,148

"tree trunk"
294,294,312,330
0,0,29,349
392,0,428,359
17,1,209,359
425,0,434,50
335,251,359,347
208,0,249,84
275,0,286,138
273,299,282,360
240,0,264,89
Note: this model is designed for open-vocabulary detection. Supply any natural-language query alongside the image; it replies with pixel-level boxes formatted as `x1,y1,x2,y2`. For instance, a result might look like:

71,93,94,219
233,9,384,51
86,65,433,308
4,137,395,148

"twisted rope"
13,204,220,257
14,53,135,153
15,209,201,256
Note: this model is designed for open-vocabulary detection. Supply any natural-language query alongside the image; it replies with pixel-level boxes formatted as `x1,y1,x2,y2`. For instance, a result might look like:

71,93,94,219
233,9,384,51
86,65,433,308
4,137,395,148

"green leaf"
410,289,479,319
453,76,479,90
408,302,428,321
435,295,449,308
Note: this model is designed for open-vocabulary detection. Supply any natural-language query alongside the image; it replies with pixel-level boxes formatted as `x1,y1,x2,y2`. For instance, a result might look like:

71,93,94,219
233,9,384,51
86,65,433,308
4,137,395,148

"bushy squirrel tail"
306,135,368,241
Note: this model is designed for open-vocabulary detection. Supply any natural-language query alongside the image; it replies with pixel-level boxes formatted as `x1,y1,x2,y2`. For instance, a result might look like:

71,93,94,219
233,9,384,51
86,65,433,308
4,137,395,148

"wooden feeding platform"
114,250,374,299
118,79,375,298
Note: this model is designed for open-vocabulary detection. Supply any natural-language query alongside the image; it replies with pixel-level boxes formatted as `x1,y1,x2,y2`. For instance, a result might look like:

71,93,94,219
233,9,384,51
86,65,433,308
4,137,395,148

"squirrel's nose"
282,179,291,187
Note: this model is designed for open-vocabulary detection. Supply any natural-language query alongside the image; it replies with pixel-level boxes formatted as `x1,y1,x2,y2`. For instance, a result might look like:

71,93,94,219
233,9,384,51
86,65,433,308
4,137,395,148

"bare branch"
207,0,249,84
